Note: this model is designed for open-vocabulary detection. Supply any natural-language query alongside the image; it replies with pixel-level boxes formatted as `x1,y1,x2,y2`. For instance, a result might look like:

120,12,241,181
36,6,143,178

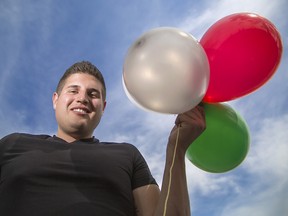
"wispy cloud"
179,0,286,39
186,113,288,215
0,0,55,135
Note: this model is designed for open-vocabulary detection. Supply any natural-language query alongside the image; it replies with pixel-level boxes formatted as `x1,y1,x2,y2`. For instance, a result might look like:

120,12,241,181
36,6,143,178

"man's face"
52,73,106,139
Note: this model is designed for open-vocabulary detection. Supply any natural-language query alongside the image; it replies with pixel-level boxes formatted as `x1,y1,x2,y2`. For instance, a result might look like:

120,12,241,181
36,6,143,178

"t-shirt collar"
52,135,100,144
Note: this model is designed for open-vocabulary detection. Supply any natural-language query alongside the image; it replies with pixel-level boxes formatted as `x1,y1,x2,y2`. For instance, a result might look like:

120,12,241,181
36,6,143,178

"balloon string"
163,127,180,216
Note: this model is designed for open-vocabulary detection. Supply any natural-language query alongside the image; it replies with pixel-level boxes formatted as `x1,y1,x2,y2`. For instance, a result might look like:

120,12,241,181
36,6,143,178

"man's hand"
168,104,206,155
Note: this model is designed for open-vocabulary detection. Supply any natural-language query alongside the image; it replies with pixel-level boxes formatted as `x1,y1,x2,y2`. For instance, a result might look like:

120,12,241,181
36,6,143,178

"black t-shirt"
0,133,157,216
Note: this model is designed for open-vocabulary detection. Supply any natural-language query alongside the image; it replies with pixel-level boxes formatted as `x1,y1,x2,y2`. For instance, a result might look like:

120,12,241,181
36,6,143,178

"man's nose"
76,92,89,104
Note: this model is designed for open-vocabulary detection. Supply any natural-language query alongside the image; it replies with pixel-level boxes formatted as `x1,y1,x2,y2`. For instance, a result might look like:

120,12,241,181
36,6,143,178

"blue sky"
1,0,287,215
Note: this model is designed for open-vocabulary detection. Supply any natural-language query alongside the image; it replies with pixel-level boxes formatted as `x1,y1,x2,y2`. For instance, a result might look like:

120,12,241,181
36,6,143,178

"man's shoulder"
1,133,51,142
99,141,142,155
101,141,136,149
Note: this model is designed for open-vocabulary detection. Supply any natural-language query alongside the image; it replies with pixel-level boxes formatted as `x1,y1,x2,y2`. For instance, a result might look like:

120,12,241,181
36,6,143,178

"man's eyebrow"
66,85,80,89
67,85,101,92
88,88,101,93
65,85,101,92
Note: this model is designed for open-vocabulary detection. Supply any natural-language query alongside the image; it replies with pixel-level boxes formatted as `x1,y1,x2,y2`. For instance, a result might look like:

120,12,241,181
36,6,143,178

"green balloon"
186,103,250,173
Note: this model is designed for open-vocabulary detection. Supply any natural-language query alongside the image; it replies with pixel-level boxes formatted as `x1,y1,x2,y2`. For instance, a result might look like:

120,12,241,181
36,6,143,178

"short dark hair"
56,61,106,100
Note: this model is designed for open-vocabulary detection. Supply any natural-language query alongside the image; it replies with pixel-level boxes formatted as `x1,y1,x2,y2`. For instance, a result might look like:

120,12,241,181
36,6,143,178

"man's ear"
52,92,59,110
102,101,107,114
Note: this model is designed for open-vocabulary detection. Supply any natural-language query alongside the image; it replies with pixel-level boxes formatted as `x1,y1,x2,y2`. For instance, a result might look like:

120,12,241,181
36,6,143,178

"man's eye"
68,90,78,94
90,92,100,98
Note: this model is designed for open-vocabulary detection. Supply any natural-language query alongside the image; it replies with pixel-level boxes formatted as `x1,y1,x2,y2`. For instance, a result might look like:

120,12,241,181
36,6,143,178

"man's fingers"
175,105,205,126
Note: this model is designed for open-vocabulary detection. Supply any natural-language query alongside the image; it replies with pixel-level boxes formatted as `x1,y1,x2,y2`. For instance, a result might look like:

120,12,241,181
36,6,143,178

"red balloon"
201,13,283,102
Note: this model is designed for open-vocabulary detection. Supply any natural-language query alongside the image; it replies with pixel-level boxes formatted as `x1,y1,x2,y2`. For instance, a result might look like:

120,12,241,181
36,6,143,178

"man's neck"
57,130,92,143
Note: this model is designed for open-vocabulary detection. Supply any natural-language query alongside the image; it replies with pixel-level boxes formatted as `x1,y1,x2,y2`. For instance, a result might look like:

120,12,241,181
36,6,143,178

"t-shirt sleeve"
130,145,158,190
0,133,18,178
0,133,19,160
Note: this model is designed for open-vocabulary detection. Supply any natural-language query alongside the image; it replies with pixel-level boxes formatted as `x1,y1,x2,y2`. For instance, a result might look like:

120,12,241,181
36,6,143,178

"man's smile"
71,107,91,114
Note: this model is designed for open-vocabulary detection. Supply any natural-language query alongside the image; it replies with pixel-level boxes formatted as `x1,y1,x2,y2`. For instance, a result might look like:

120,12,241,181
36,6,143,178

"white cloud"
0,0,55,136
0,110,28,137
221,184,288,216
186,164,242,196
0,0,53,89
245,115,288,178
215,114,288,216
179,0,285,39
0,2,22,93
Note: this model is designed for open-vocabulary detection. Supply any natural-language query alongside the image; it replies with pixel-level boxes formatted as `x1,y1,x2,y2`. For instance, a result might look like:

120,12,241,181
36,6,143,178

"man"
0,61,205,216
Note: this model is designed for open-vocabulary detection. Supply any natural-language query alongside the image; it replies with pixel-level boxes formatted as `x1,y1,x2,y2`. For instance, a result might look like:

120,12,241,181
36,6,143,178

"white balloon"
123,27,210,114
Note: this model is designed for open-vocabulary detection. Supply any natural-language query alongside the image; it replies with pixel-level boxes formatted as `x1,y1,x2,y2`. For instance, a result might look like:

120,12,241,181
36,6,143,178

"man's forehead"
64,73,103,89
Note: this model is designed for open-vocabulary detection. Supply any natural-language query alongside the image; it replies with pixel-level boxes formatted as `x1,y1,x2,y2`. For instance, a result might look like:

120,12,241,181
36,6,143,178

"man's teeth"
73,108,87,113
